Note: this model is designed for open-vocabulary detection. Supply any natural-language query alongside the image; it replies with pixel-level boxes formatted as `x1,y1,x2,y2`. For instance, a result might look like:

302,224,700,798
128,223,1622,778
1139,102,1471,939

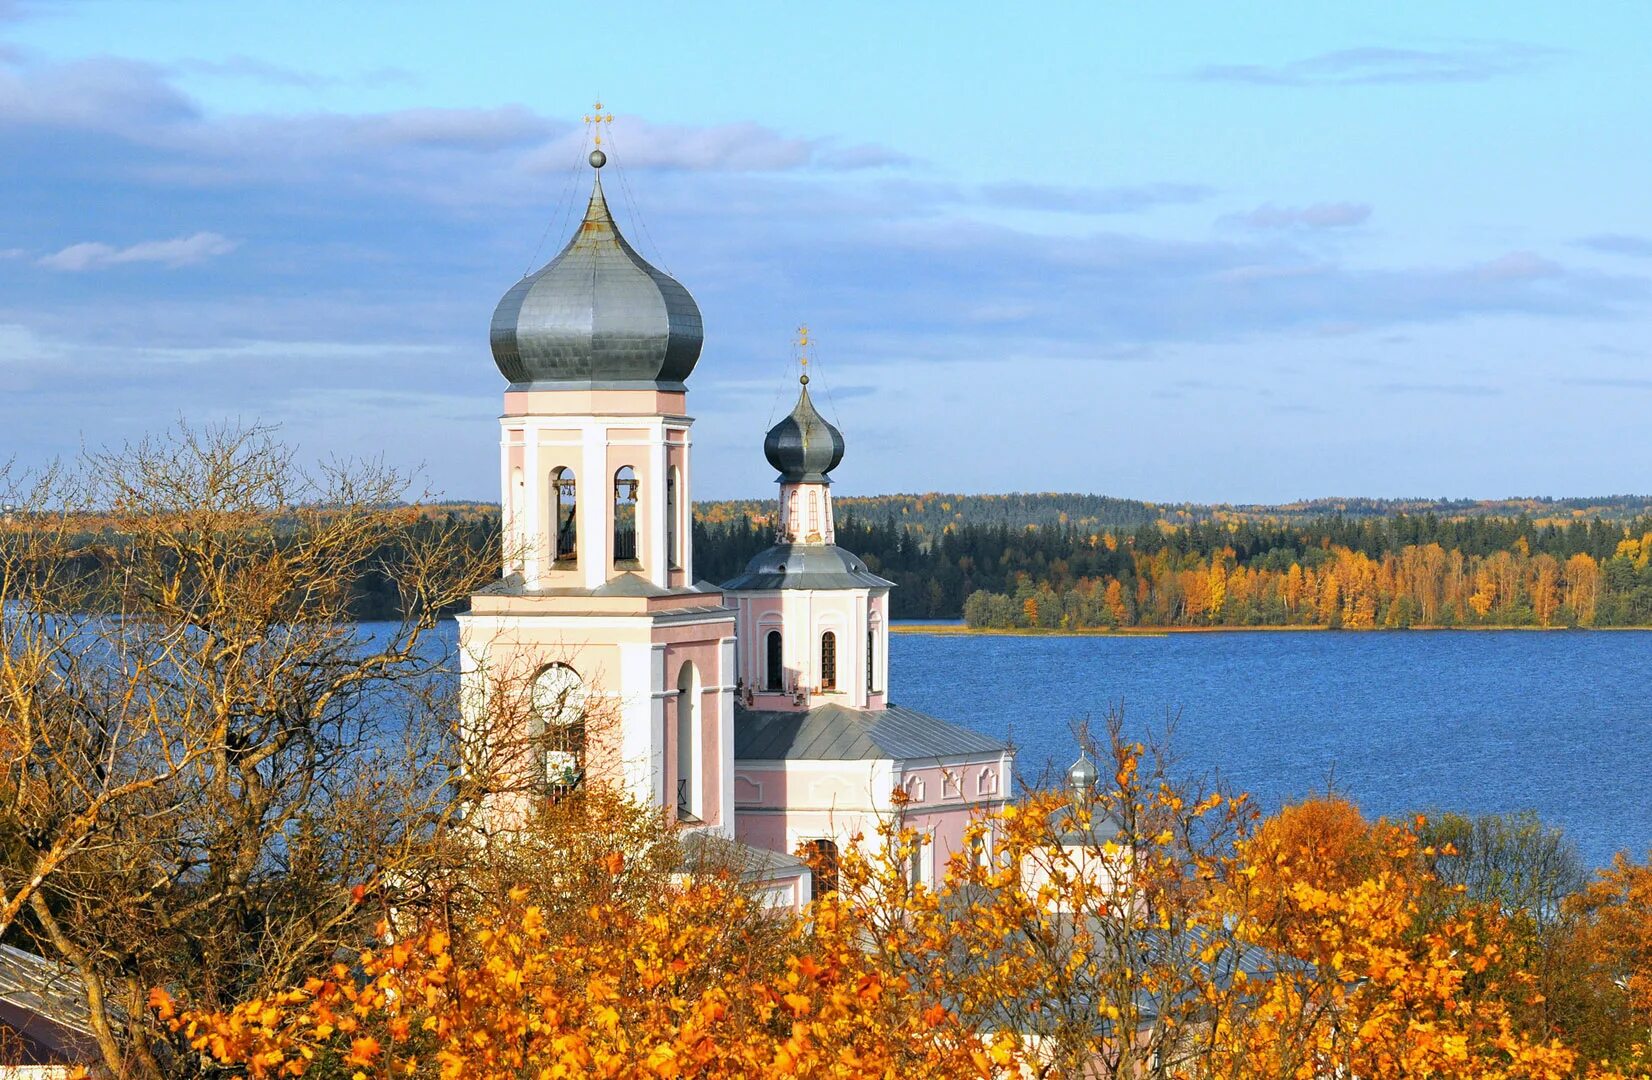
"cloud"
1375,382,1502,397
0,55,196,130
981,181,1214,215
1226,202,1371,230
171,56,417,91
38,231,238,270
1561,376,1652,390
1471,251,1562,281
1192,43,1556,87
1577,234,1652,259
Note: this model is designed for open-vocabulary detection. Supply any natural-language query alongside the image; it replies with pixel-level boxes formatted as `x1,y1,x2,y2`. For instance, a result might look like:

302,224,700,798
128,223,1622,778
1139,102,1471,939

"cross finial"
584,100,614,146
796,324,811,385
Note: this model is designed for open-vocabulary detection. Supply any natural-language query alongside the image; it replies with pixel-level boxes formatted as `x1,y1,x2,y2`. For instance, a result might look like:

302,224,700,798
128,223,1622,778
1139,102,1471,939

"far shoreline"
892,623,1652,637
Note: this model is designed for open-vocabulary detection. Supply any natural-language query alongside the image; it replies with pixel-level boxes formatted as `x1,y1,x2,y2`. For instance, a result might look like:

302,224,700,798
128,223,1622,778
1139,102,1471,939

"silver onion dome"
490,162,702,390
1067,753,1098,798
763,378,845,483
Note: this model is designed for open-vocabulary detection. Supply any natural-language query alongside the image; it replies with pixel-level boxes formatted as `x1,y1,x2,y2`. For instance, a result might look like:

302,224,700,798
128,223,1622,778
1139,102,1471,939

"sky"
1,1,1649,504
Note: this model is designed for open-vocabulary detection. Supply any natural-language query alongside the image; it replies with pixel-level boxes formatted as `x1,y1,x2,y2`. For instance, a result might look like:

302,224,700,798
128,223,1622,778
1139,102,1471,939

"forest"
692,494,1652,627
34,492,1652,627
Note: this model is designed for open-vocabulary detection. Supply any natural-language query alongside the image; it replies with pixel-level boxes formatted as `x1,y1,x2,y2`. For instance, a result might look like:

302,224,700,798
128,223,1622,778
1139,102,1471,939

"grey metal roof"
721,543,893,592
0,943,95,1038
735,702,1008,762
764,379,844,483
682,831,810,882
490,167,702,391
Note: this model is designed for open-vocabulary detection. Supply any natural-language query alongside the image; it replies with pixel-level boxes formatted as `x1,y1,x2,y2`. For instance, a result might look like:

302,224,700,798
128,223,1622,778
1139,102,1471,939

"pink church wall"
662,636,728,828
734,591,889,711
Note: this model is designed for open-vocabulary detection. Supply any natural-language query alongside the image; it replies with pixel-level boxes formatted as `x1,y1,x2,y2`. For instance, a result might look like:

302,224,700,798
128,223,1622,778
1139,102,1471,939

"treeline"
696,492,1652,532
961,522,1652,630
698,511,1652,626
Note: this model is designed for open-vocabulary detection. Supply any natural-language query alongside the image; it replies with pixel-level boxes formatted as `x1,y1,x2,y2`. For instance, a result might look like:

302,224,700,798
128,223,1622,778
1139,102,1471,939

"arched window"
676,662,699,820
551,468,578,562
530,663,586,795
613,466,639,567
764,630,783,692
807,491,820,537
806,839,839,901
666,466,681,571
819,630,837,691
866,626,876,694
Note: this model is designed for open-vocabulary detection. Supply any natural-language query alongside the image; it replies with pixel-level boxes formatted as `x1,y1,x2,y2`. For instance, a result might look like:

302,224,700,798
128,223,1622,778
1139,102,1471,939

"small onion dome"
489,165,702,390
763,379,845,483
1066,753,1098,798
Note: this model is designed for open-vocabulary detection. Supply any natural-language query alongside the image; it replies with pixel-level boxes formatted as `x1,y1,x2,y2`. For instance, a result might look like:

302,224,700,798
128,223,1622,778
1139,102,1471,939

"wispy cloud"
1561,376,1652,390
1577,234,1652,259
1375,382,1502,397
1225,202,1371,230
981,181,1214,215
1192,43,1556,87
38,231,238,271
172,55,417,90
1471,251,1562,281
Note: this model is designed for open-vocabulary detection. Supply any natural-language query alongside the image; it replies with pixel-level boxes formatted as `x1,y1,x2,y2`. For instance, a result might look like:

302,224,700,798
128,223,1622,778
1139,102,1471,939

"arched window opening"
666,466,682,571
866,626,876,694
820,631,837,691
676,662,699,821
806,839,839,901
530,663,586,796
613,466,639,567
551,467,578,563
807,492,820,537
764,630,783,692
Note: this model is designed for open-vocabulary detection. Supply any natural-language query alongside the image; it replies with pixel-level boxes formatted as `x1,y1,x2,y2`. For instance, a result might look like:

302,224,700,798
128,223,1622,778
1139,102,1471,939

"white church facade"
455,148,1014,907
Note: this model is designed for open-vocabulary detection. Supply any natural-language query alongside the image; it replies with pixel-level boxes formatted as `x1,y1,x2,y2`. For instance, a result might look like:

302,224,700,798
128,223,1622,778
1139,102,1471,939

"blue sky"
2,1,1649,502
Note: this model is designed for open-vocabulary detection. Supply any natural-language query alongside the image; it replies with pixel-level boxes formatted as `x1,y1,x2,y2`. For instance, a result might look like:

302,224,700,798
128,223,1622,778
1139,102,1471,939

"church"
455,143,1014,908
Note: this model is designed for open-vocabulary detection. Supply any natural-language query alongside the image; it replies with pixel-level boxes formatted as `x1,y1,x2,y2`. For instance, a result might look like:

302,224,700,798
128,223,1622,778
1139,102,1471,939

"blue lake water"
886,630,1652,868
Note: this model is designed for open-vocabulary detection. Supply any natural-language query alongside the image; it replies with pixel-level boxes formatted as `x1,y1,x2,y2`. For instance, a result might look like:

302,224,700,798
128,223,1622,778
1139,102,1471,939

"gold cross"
584,100,614,146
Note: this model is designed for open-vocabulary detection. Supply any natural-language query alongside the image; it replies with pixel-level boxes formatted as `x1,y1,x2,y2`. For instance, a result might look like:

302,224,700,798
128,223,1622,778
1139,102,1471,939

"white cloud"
38,231,238,271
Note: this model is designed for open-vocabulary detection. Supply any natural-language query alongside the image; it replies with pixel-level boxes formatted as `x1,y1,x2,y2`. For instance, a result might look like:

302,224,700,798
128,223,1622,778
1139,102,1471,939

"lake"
887,629,1652,868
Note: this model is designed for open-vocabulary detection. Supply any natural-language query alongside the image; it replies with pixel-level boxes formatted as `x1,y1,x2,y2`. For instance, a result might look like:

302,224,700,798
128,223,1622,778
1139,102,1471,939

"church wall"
894,752,1014,882
659,631,734,829
733,589,886,710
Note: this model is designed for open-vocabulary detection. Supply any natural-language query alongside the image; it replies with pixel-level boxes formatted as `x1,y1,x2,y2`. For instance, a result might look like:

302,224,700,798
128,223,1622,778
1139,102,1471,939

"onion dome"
1066,753,1098,798
490,153,702,390
763,377,845,483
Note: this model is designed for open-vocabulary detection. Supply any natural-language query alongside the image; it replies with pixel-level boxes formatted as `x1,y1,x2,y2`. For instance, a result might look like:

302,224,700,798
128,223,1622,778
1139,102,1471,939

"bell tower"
458,117,735,833
723,330,893,712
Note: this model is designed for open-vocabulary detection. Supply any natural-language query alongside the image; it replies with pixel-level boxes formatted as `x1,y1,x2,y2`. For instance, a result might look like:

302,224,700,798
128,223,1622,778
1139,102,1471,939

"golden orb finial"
796,324,811,385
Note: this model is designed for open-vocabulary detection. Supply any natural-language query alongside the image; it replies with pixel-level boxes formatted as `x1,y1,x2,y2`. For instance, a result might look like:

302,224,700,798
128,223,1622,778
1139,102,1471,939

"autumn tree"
0,423,504,1078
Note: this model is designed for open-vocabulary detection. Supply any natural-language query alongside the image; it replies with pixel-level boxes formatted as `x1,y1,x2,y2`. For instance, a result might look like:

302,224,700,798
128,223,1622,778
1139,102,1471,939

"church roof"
764,379,845,483
735,702,1008,762
0,943,97,1042
489,156,702,391
721,543,893,592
